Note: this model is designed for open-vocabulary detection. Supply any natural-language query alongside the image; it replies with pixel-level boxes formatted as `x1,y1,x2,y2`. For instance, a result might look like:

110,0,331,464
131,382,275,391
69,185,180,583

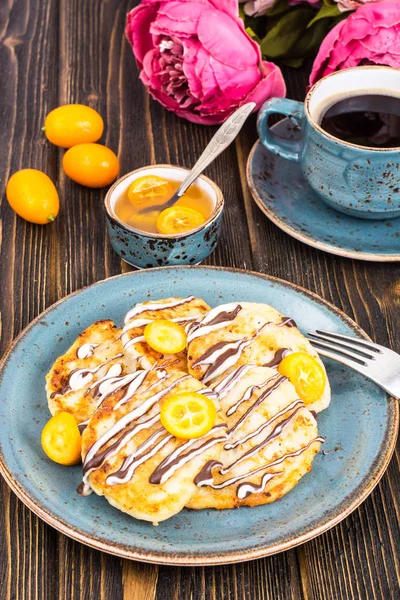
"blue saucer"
247,119,400,261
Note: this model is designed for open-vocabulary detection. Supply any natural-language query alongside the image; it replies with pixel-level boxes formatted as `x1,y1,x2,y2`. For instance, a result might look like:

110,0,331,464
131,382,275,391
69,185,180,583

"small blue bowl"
105,165,224,268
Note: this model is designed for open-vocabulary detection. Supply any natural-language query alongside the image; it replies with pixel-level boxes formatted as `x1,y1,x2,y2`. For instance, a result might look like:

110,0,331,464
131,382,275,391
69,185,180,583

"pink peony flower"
310,1,400,85
125,0,286,125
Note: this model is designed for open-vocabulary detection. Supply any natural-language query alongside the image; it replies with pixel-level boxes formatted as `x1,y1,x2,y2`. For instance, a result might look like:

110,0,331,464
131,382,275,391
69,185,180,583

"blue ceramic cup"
105,165,224,268
257,66,400,220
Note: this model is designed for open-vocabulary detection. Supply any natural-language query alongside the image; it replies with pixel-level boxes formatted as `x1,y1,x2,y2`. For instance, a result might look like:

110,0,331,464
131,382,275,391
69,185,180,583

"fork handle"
176,102,256,198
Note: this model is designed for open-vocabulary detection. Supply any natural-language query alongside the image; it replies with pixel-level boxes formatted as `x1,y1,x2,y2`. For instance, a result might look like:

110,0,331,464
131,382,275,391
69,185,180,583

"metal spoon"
137,102,256,215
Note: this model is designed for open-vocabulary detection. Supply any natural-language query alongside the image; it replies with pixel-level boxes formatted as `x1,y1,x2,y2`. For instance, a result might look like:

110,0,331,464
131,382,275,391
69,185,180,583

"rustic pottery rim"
0,266,398,566
305,66,400,153
247,136,400,262
104,164,224,240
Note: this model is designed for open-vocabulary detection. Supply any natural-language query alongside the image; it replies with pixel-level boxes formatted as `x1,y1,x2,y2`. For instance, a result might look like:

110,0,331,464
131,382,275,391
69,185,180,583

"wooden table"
0,1,399,598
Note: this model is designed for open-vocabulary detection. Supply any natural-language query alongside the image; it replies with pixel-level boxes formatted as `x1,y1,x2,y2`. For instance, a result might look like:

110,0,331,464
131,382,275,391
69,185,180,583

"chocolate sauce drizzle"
194,437,325,494
149,425,228,485
187,304,242,342
227,374,286,435
225,374,277,417
237,471,281,499
106,429,172,485
79,335,323,502
224,399,304,451
213,365,249,394
193,460,223,486
279,316,297,328
79,374,190,494
221,405,303,475
84,363,123,398
194,339,252,384
193,325,267,385
263,348,289,368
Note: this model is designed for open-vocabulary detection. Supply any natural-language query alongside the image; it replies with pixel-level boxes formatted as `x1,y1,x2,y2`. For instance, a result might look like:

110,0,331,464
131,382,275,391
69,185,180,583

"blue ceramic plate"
0,267,397,565
247,120,400,262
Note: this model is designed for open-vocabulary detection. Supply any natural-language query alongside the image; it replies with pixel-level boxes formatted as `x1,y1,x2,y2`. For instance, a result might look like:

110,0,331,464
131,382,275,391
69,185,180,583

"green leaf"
290,18,331,58
307,3,341,28
282,57,304,67
260,8,315,59
245,26,261,44
265,0,292,18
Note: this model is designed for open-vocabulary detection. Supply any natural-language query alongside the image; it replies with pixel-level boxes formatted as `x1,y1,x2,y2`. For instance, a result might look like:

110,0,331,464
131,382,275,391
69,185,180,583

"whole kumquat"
62,143,120,188
6,169,59,224
41,412,82,466
44,104,104,148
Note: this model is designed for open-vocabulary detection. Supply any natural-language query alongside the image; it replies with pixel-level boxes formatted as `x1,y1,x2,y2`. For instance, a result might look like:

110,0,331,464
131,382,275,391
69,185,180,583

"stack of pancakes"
46,296,329,523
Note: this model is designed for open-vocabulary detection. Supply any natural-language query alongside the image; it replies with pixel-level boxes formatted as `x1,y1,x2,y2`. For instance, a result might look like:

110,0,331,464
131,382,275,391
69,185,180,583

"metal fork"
307,330,400,400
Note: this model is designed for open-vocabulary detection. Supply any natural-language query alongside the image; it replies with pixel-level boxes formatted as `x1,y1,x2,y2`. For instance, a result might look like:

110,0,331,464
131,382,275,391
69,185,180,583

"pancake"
186,302,330,413
46,297,328,522
121,296,210,371
46,320,137,425
79,368,227,523
187,365,323,510
46,296,210,426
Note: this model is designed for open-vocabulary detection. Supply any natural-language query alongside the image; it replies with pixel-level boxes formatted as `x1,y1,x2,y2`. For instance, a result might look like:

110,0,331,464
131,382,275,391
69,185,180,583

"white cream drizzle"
236,471,281,500
212,365,252,397
196,437,324,492
66,353,123,393
81,373,190,492
113,370,149,411
224,399,304,450
226,375,285,417
122,314,200,337
123,335,146,351
106,432,173,486
69,370,94,391
124,296,195,324
77,343,99,359
220,404,303,475
80,413,161,494
186,303,242,343
198,339,253,385
77,321,324,502
149,425,229,485
85,363,123,396
93,371,140,407
196,388,219,401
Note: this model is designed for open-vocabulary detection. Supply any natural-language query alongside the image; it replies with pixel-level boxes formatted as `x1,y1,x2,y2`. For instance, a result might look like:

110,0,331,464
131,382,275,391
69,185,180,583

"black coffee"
320,94,400,148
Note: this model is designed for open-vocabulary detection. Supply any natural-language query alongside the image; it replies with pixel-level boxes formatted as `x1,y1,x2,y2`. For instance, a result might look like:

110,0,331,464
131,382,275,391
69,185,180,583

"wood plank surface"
0,1,398,599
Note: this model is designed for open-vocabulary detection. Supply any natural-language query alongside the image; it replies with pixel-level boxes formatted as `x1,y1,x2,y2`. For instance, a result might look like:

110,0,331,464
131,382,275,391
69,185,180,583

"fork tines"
307,330,381,366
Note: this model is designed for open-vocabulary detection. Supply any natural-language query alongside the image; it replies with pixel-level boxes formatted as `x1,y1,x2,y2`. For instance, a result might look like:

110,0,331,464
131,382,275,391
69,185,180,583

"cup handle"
257,98,305,162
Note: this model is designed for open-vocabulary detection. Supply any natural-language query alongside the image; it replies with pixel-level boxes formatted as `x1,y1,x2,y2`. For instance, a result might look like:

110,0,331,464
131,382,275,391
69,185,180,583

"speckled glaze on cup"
258,67,400,220
105,165,224,268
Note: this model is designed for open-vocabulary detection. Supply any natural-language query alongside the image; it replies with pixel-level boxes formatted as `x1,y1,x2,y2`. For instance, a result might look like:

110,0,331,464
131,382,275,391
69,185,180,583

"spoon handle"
176,102,256,198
